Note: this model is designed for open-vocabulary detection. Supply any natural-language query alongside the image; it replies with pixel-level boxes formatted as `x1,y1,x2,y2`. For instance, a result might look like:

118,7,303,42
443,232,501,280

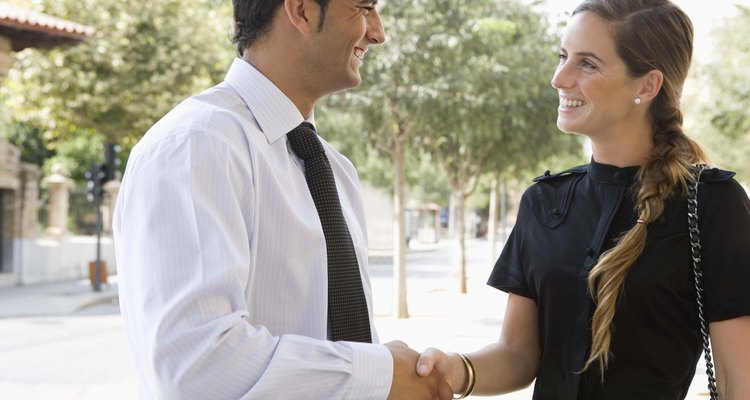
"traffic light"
85,143,121,203
85,163,106,202
104,142,121,182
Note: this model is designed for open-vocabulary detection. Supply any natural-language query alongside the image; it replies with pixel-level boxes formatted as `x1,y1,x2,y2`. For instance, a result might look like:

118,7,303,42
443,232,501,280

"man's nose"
366,10,386,44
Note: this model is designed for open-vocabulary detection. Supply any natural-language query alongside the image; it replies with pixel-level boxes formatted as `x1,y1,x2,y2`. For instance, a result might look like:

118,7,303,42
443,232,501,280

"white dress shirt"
113,58,392,399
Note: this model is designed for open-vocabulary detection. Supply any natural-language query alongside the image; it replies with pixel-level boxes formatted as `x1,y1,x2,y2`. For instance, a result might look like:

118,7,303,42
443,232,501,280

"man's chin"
332,75,362,93
350,74,362,87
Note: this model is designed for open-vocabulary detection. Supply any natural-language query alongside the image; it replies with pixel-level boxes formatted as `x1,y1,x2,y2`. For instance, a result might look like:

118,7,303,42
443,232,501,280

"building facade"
0,4,106,286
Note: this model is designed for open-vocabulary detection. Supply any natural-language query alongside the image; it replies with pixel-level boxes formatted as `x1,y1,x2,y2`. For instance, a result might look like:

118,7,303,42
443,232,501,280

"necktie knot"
287,122,324,161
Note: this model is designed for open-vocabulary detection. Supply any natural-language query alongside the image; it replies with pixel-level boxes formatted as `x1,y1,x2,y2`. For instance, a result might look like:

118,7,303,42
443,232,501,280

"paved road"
0,239,711,399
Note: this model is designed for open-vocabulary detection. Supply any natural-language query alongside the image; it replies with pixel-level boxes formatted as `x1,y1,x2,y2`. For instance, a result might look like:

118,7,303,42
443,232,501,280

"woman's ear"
637,69,664,103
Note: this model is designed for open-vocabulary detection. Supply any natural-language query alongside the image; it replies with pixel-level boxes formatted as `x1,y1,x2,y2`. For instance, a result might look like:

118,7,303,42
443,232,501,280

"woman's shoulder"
696,167,750,217
698,166,736,184
532,164,588,183
698,166,747,198
523,164,588,199
523,164,588,200
514,164,589,227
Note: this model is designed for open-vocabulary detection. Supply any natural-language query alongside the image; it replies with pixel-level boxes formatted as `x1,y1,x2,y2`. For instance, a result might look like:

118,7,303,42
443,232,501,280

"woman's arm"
709,316,750,400
417,293,540,396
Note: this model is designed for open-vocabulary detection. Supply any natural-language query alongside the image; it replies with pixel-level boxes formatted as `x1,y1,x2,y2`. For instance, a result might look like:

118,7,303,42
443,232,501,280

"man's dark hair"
232,0,330,56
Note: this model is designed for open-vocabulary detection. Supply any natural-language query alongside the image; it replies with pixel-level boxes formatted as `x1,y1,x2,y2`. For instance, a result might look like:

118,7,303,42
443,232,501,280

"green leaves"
2,0,233,151
326,0,581,198
3,0,587,192
688,5,750,180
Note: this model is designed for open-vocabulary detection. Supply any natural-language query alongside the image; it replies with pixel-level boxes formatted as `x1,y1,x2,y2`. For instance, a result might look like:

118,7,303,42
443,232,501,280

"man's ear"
283,0,316,34
637,69,664,103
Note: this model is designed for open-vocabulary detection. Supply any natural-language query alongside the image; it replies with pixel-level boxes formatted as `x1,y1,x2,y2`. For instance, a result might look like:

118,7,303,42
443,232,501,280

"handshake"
385,341,468,400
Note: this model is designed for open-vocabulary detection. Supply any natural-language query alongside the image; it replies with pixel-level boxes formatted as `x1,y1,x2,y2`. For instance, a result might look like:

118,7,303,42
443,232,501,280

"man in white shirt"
113,0,452,399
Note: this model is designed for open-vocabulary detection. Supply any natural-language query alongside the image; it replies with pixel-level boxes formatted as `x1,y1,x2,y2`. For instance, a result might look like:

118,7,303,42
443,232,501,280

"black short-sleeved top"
488,160,750,400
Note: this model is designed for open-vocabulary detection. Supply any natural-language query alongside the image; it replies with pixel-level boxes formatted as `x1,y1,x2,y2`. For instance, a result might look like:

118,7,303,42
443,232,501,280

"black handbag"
686,164,719,400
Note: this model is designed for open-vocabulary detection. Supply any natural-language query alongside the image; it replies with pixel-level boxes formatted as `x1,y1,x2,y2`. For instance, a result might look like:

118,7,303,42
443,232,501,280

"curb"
73,293,119,312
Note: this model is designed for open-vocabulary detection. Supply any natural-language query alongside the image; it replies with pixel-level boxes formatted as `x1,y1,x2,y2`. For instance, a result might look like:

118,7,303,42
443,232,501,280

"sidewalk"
0,277,118,319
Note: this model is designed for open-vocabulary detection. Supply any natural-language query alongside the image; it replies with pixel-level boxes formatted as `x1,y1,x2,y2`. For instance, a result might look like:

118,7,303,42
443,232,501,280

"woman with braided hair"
415,0,750,398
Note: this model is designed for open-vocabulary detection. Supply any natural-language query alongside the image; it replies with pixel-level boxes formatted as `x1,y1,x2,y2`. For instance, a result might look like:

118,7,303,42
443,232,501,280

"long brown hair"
571,0,710,376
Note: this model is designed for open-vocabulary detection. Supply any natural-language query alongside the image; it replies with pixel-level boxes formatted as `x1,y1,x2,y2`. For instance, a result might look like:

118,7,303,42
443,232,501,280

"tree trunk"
500,177,508,243
454,189,467,293
448,192,456,239
392,138,409,318
488,173,499,264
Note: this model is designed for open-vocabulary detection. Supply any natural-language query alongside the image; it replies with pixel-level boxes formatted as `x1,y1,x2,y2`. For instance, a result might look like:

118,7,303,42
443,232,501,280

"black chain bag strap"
686,164,719,400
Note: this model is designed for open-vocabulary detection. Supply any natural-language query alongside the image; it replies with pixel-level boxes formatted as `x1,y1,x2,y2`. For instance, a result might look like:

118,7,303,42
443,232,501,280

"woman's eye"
582,59,597,69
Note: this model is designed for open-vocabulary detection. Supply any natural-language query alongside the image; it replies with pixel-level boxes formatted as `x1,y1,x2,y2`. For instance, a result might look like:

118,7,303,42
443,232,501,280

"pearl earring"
634,98,642,105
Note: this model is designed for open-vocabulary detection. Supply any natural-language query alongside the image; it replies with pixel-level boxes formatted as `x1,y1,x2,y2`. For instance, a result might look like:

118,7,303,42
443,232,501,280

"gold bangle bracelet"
453,353,476,399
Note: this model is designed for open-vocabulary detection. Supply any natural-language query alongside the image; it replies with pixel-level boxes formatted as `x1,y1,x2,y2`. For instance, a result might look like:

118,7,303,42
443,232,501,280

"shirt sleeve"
114,131,392,400
487,187,535,299
698,178,750,322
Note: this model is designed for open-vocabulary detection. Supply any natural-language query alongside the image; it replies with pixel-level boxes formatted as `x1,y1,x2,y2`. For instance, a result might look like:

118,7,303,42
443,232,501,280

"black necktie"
287,122,372,343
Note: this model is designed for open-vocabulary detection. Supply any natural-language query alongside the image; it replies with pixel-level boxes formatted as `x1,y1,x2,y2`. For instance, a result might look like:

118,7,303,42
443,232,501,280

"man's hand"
385,341,453,400
417,348,465,395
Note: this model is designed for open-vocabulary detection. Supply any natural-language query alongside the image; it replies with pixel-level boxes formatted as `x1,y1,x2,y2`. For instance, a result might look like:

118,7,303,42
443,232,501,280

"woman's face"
551,11,642,140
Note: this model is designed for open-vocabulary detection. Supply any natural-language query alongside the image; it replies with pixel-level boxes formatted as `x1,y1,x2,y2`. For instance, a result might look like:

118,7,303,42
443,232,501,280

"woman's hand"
416,348,467,395
386,341,454,400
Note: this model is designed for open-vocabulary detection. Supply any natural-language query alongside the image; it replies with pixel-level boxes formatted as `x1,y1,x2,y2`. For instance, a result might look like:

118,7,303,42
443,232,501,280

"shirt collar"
224,58,315,143
587,157,640,186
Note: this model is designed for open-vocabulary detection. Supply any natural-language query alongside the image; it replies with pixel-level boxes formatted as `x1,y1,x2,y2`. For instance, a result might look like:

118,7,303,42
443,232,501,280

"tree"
0,107,55,167
1,0,233,181
688,5,750,180
327,0,582,314
324,0,455,316
413,1,582,293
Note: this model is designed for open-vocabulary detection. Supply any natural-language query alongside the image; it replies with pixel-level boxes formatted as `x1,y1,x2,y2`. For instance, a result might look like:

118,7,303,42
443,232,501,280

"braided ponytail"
572,0,709,377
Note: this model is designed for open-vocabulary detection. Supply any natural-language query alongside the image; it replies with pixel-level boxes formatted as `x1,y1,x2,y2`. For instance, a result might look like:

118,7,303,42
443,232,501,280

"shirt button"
614,171,623,180
586,248,595,257
552,208,561,218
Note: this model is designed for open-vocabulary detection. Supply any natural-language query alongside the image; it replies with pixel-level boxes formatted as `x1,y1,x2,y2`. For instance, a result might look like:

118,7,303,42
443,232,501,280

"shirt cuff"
344,342,393,400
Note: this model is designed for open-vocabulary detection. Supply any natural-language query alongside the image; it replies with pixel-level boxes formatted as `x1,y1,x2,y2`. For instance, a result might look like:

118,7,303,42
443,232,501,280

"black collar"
587,158,640,186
